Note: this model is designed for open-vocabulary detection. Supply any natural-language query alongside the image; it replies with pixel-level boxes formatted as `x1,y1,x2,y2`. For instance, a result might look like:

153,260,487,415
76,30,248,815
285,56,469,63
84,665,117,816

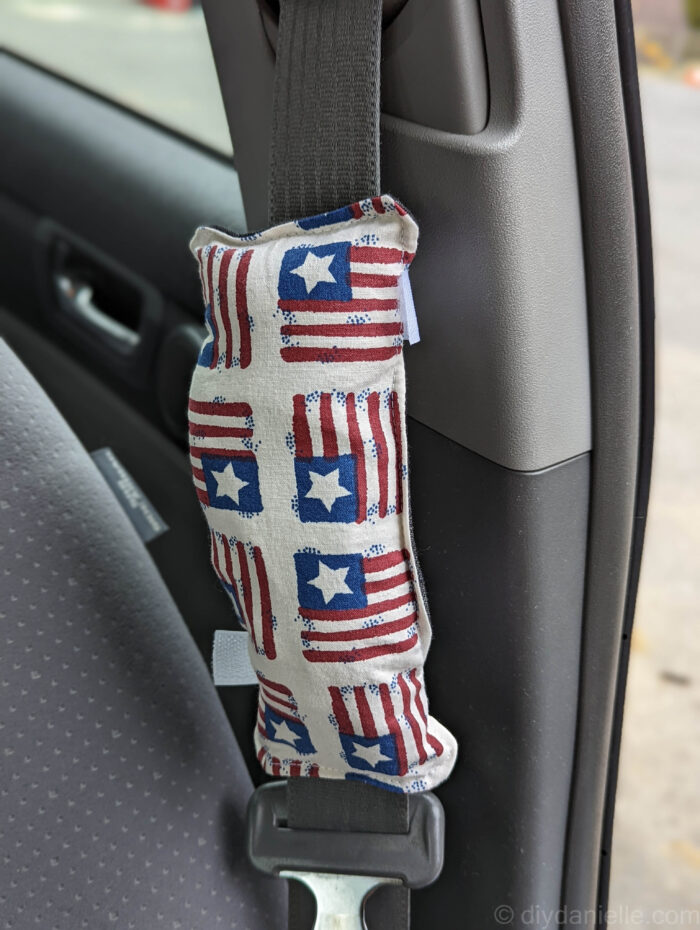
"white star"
305,468,351,511
307,561,353,604
350,740,391,768
268,719,300,747
290,251,336,293
212,462,249,505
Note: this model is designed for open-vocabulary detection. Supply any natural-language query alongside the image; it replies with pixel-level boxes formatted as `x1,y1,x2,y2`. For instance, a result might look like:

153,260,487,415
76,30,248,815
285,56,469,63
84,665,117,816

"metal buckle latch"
247,781,445,929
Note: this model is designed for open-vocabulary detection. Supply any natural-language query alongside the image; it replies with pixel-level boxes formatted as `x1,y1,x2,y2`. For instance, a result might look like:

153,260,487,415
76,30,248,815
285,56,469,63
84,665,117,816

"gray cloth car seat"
0,340,285,929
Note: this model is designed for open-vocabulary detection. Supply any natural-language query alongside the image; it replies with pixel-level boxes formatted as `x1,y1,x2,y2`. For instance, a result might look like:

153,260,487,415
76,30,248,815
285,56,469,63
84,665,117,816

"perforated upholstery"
0,341,284,929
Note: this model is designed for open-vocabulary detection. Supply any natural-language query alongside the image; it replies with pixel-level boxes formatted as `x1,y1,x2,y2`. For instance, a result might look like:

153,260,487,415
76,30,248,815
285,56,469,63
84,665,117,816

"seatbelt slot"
247,781,445,888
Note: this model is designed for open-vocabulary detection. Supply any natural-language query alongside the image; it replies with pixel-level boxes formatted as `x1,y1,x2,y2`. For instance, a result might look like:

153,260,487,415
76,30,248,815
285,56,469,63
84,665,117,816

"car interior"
0,0,654,927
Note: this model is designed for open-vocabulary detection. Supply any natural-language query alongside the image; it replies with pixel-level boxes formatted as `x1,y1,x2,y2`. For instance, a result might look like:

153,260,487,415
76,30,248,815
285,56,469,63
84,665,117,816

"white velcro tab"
398,269,420,345
212,630,258,686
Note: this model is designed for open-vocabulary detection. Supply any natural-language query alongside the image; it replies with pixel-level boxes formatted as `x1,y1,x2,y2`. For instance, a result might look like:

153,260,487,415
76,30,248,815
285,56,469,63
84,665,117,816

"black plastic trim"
597,0,656,918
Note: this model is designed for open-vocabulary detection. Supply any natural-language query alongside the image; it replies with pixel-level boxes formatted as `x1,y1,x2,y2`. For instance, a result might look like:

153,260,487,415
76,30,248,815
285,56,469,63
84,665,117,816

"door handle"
55,272,140,353
35,219,164,388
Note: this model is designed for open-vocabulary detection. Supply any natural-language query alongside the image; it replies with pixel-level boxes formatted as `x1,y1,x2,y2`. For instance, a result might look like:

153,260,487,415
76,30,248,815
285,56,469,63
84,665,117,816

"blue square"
340,732,400,776
278,242,352,302
264,705,316,755
202,454,262,513
294,552,366,611
295,455,357,523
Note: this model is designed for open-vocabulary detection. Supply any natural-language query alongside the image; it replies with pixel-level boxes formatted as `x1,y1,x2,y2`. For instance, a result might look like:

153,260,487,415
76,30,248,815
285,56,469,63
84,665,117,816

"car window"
0,0,232,155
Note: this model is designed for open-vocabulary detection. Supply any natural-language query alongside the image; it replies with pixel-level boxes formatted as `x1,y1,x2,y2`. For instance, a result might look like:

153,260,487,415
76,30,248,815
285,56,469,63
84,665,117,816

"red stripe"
237,541,257,651
320,393,338,459
191,466,205,482
409,669,444,758
253,546,276,660
403,251,416,263
281,346,401,363
260,681,293,701
368,392,389,518
280,322,402,337
348,272,399,288
354,687,377,739
261,693,296,713
363,550,409,573
309,764,320,778
389,390,404,515
260,689,295,709
236,250,253,369
394,202,407,216
218,249,235,368
346,393,367,524
195,487,209,505
293,394,313,458
379,683,408,775
188,399,252,417
278,298,398,313
364,570,411,595
349,246,404,264
350,202,364,219
300,591,415,623
259,677,294,697
222,537,246,627
257,747,266,766
271,757,281,777
290,761,301,777
371,196,386,214
189,425,253,438
222,535,234,587
206,247,219,369
186,448,255,459
303,633,418,664
301,612,417,642
211,531,222,580
330,686,354,732
399,673,427,766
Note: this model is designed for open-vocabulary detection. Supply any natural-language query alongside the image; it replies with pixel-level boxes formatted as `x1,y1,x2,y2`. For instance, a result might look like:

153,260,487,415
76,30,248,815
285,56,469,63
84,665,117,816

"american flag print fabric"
294,549,418,665
256,673,318,775
277,240,410,364
292,389,404,524
209,531,276,659
188,398,262,514
195,244,253,369
188,194,457,793
329,670,445,788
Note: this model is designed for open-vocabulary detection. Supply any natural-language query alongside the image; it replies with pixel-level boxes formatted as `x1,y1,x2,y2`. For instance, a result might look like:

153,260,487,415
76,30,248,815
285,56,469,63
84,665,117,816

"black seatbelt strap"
269,2,410,927
269,0,383,225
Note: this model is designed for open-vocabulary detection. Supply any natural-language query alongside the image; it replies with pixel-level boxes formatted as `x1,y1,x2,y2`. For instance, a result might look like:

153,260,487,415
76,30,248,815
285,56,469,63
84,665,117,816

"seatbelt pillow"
189,195,457,793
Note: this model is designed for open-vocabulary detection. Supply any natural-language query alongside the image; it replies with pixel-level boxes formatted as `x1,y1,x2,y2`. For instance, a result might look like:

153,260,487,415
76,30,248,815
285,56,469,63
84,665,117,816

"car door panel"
0,0,654,921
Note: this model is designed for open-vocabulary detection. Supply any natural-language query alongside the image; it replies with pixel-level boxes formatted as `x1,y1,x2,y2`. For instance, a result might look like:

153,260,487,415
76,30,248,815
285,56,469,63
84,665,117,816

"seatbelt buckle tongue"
279,870,401,930
246,781,445,927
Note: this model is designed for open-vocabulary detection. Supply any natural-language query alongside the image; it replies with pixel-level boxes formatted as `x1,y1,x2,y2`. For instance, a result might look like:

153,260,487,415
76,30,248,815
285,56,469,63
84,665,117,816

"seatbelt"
270,4,411,927
269,0,382,225
199,2,448,926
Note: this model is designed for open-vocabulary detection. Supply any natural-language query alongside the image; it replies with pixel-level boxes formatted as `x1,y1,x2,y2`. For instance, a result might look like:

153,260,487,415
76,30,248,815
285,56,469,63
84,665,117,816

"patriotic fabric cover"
188,195,457,793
